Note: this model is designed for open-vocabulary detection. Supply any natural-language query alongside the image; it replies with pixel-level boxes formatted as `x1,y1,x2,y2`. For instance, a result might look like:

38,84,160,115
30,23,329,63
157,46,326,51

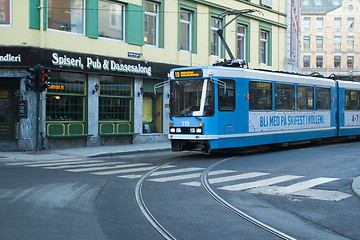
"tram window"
249,81,272,110
345,90,360,110
316,87,331,110
297,85,314,110
275,83,294,110
219,79,235,111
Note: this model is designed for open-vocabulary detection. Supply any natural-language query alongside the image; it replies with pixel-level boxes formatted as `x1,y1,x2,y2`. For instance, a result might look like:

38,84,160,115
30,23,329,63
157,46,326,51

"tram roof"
170,66,337,87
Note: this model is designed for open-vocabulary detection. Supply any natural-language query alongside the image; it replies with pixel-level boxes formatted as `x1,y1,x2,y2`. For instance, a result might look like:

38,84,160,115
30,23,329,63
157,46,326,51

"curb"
86,147,172,158
352,176,360,199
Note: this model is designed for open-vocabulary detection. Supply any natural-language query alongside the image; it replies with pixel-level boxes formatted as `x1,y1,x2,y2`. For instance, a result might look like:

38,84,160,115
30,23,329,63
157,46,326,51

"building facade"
0,0,287,151
301,0,360,80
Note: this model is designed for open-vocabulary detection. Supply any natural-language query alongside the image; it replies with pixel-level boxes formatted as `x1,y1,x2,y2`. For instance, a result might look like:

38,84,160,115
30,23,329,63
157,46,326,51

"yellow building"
301,0,360,80
0,0,287,150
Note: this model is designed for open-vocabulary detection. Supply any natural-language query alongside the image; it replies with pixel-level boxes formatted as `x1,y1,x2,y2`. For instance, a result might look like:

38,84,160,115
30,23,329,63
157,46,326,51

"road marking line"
182,172,269,187
270,177,339,194
219,175,304,191
6,159,84,166
25,160,104,167
92,165,174,176
67,163,151,173
149,167,204,176
44,162,122,170
149,170,232,183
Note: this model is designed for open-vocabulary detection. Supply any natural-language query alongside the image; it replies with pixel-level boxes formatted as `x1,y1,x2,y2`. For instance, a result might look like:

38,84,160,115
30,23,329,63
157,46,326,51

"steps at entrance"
0,139,19,152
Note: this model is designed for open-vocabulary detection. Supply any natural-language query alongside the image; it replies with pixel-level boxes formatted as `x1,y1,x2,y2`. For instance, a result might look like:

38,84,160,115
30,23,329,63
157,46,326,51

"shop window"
249,81,272,111
0,0,11,25
47,0,85,34
275,83,294,111
297,85,314,110
218,79,235,111
99,76,132,121
98,0,125,41
345,90,360,110
316,87,331,110
46,72,85,121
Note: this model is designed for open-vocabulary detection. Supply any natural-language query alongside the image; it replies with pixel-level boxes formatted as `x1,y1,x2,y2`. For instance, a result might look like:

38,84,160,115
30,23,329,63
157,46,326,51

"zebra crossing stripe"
6,159,84,166
270,177,339,194
219,175,304,191
44,162,123,170
25,160,104,168
182,172,269,187
149,167,204,176
92,166,160,176
149,170,233,183
67,163,151,173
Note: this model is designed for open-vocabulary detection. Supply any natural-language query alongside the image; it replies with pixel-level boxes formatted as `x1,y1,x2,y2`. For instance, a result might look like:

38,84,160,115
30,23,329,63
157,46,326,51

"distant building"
301,0,360,81
285,0,302,73
1,0,288,151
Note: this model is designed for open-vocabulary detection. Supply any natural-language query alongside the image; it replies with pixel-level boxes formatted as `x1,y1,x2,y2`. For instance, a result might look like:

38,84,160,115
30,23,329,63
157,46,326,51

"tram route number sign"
174,69,203,79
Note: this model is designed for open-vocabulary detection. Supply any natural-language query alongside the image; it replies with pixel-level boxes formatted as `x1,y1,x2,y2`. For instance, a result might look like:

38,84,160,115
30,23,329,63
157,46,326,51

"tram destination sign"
174,69,203,79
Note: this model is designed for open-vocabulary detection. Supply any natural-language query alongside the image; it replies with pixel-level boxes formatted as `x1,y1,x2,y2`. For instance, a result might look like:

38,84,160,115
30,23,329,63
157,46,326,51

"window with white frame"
347,36,354,49
316,17,323,29
179,9,192,52
347,17,354,29
347,56,354,69
237,24,246,60
303,17,310,29
334,36,341,49
303,36,310,49
98,0,125,41
0,0,10,25
303,55,310,68
210,17,221,57
260,30,268,64
316,36,323,49
334,17,341,29
334,56,341,68
316,56,323,68
48,0,85,34
144,1,159,46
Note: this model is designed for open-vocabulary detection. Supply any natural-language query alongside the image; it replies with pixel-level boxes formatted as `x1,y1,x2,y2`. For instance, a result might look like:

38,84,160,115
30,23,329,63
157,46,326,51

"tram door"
0,89,13,138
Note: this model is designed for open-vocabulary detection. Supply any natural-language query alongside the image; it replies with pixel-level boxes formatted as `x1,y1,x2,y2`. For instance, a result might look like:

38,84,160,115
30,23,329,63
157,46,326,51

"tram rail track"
135,161,177,240
135,156,297,240
200,156,297,240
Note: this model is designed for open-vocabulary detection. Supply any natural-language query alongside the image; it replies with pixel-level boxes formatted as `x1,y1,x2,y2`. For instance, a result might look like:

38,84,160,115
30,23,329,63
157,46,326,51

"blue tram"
168,66,360,153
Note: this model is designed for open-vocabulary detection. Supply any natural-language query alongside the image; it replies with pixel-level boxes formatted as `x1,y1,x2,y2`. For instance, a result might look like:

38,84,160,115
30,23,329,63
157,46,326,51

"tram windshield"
170,79,214,117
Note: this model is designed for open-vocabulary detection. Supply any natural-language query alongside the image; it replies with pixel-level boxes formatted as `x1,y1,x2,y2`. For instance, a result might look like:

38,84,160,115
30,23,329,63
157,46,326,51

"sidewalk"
0,141,171,162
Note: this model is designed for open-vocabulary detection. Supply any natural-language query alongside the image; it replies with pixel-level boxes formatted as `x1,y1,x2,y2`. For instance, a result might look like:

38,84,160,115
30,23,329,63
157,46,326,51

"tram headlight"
196,128,202,134
170,128,176,133
190,128,196,133
176,128,181,133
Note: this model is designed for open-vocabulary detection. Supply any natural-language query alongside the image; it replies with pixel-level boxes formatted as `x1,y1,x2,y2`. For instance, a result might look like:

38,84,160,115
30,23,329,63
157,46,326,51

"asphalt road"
0,142,359,240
